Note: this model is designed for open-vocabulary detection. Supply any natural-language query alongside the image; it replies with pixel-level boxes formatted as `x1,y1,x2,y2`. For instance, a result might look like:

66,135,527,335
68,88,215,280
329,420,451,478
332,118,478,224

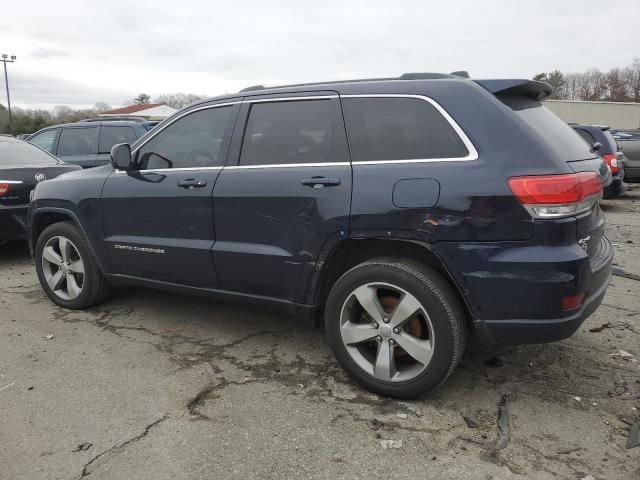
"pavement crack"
612,267,640,282
79,415,169,478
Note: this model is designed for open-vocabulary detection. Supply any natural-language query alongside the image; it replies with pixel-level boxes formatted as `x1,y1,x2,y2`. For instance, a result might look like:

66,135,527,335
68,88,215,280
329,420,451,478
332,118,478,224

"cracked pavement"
1,187,640,479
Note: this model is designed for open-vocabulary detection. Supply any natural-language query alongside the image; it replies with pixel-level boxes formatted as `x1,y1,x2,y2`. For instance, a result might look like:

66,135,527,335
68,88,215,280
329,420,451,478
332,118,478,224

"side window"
576,129,595,145
98,126,137,153
28,129,58,153
240,100,333,166
57,127,98,156
137,107,233,170
342,97,469,162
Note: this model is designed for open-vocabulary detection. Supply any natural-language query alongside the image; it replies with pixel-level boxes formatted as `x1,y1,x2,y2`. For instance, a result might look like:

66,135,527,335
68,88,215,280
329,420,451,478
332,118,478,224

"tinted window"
28,129,58,153
575,128,595,145
601,130,619,154
240,100,333,166
99,126,137,153
0,141,57,165
137,107,233,170
57,127,98,156
498,96,595,161
342,97,469,162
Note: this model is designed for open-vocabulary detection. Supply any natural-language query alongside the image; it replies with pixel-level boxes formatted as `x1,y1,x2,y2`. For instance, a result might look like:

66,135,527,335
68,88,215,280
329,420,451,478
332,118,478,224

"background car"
570,123,626,197
616,138,640,182
27,118,154,168
0,137,81,242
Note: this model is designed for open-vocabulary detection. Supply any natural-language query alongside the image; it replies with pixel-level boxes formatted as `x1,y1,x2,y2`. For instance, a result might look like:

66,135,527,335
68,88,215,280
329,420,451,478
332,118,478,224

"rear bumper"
604,178,626,198
473,266,610,347
0,205,28,240
434,234,613,348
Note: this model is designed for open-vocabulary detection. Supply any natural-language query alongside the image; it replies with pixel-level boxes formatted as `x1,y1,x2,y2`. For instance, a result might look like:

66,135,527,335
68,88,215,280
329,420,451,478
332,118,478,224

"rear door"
101,102,239,287
55,126,99,168
96,125,138,166
211,93,352,302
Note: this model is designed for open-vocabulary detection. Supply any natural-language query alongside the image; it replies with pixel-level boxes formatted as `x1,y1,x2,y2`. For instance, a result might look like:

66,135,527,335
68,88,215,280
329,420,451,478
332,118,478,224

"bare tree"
153,93,206,109
606,68,629,101
624,57,640,102
93,102,112,113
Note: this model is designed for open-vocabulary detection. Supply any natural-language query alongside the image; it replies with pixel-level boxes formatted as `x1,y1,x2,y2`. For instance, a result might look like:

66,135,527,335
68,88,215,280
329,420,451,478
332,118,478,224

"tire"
324,257,467,399
35,221,111,309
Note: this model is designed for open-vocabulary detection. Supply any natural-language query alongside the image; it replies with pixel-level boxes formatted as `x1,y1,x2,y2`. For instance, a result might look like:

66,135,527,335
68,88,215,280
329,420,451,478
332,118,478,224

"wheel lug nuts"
393,327,400,334
372,322,378,328
383,317,390,323
376,336,382,341
389,339,395,345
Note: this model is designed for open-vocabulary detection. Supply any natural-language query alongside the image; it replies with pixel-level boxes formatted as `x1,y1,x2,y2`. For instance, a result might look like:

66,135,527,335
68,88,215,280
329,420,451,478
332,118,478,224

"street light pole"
1,54,16,133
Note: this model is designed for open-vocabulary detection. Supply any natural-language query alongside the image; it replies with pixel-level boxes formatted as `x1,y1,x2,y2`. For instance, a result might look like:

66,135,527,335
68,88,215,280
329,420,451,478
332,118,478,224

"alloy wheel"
339,282,435,382
41,236,85,301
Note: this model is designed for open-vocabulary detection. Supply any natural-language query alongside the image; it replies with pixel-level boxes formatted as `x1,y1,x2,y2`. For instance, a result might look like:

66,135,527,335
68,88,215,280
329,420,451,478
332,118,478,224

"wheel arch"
309,238,472,327
29,207,108,274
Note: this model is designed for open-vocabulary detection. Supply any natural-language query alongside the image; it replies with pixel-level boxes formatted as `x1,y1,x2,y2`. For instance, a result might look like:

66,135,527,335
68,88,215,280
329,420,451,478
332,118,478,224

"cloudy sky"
3,0,640,110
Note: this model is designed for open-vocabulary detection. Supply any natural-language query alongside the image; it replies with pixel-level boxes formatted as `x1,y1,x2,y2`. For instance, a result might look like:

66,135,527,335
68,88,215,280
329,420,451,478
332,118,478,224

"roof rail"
237,72,469,94
239,85,265,92
398,72,457,80
80,116,148,123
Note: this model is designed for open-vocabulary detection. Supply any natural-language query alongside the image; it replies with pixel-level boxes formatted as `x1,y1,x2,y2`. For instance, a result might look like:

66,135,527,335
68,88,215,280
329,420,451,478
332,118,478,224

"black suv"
27,118,154,169
571,124,626,197
27,74,613,398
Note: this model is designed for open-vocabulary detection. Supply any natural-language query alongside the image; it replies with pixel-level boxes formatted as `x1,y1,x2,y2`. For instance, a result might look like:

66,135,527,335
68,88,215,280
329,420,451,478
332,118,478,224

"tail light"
508,172,602,219
601,154,618,173
0,183,10,197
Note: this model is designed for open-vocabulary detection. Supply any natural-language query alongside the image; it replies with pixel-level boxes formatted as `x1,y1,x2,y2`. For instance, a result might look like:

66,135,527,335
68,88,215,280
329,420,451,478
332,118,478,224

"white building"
545,100,640,129
100,103,177,120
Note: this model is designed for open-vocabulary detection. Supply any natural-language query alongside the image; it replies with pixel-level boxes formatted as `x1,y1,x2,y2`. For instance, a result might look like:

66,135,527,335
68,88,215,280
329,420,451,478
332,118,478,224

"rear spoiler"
474,79,552,101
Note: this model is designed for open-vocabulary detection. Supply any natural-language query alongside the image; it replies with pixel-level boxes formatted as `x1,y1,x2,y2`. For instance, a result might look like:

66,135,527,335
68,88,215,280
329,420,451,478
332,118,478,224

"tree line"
534,58,640,102
0,92,206,135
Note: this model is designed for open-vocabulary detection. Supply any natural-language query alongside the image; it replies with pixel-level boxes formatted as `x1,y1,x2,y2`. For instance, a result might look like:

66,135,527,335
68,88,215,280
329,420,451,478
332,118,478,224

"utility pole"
1,54,16,133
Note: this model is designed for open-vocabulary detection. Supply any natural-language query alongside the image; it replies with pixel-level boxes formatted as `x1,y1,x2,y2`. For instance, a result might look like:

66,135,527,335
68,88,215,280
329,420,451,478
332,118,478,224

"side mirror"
111,143,135,171
591,142,602,152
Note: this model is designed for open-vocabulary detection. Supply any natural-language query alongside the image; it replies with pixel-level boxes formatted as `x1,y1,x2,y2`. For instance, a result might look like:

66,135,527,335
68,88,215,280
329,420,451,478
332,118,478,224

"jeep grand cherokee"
27,73,613,398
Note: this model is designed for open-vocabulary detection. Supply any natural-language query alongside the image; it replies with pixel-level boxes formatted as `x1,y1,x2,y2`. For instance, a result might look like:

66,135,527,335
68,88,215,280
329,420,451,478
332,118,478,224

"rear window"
342,97,469,162
0,141,58,165
499,96,595,161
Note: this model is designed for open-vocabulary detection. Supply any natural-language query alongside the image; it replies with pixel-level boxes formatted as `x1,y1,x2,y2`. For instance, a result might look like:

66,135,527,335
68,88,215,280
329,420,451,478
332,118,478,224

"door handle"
301,177,341,188
177,179,207,188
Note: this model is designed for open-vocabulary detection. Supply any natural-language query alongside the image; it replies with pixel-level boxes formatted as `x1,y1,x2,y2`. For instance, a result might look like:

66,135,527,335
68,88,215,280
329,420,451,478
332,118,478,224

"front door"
212,94,352,303
101,103,239,288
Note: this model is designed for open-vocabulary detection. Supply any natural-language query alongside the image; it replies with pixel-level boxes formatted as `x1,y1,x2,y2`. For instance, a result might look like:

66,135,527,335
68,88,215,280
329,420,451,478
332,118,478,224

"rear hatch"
477,79,607,266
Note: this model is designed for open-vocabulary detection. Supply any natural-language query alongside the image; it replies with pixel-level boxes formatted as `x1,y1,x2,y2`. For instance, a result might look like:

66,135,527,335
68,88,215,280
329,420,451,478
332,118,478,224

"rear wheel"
325,258,466,399
35,222,111,309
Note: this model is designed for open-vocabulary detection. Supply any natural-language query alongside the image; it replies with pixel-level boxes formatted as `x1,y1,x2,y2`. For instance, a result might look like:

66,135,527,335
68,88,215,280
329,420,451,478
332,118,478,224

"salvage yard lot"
1,189,639,480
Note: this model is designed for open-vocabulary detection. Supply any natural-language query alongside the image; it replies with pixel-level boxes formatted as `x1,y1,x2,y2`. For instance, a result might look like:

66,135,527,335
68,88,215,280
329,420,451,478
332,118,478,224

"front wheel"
324,258,467,399
35,222,111,309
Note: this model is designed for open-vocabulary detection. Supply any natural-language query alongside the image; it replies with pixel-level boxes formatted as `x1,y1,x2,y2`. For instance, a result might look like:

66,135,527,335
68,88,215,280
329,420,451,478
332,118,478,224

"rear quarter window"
498,95,595,162
341,97,469,162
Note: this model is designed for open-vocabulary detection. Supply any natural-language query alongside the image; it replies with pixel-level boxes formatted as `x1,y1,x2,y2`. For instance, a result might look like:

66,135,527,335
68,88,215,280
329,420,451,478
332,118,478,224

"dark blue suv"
27,74,613,398
27,118,154,169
